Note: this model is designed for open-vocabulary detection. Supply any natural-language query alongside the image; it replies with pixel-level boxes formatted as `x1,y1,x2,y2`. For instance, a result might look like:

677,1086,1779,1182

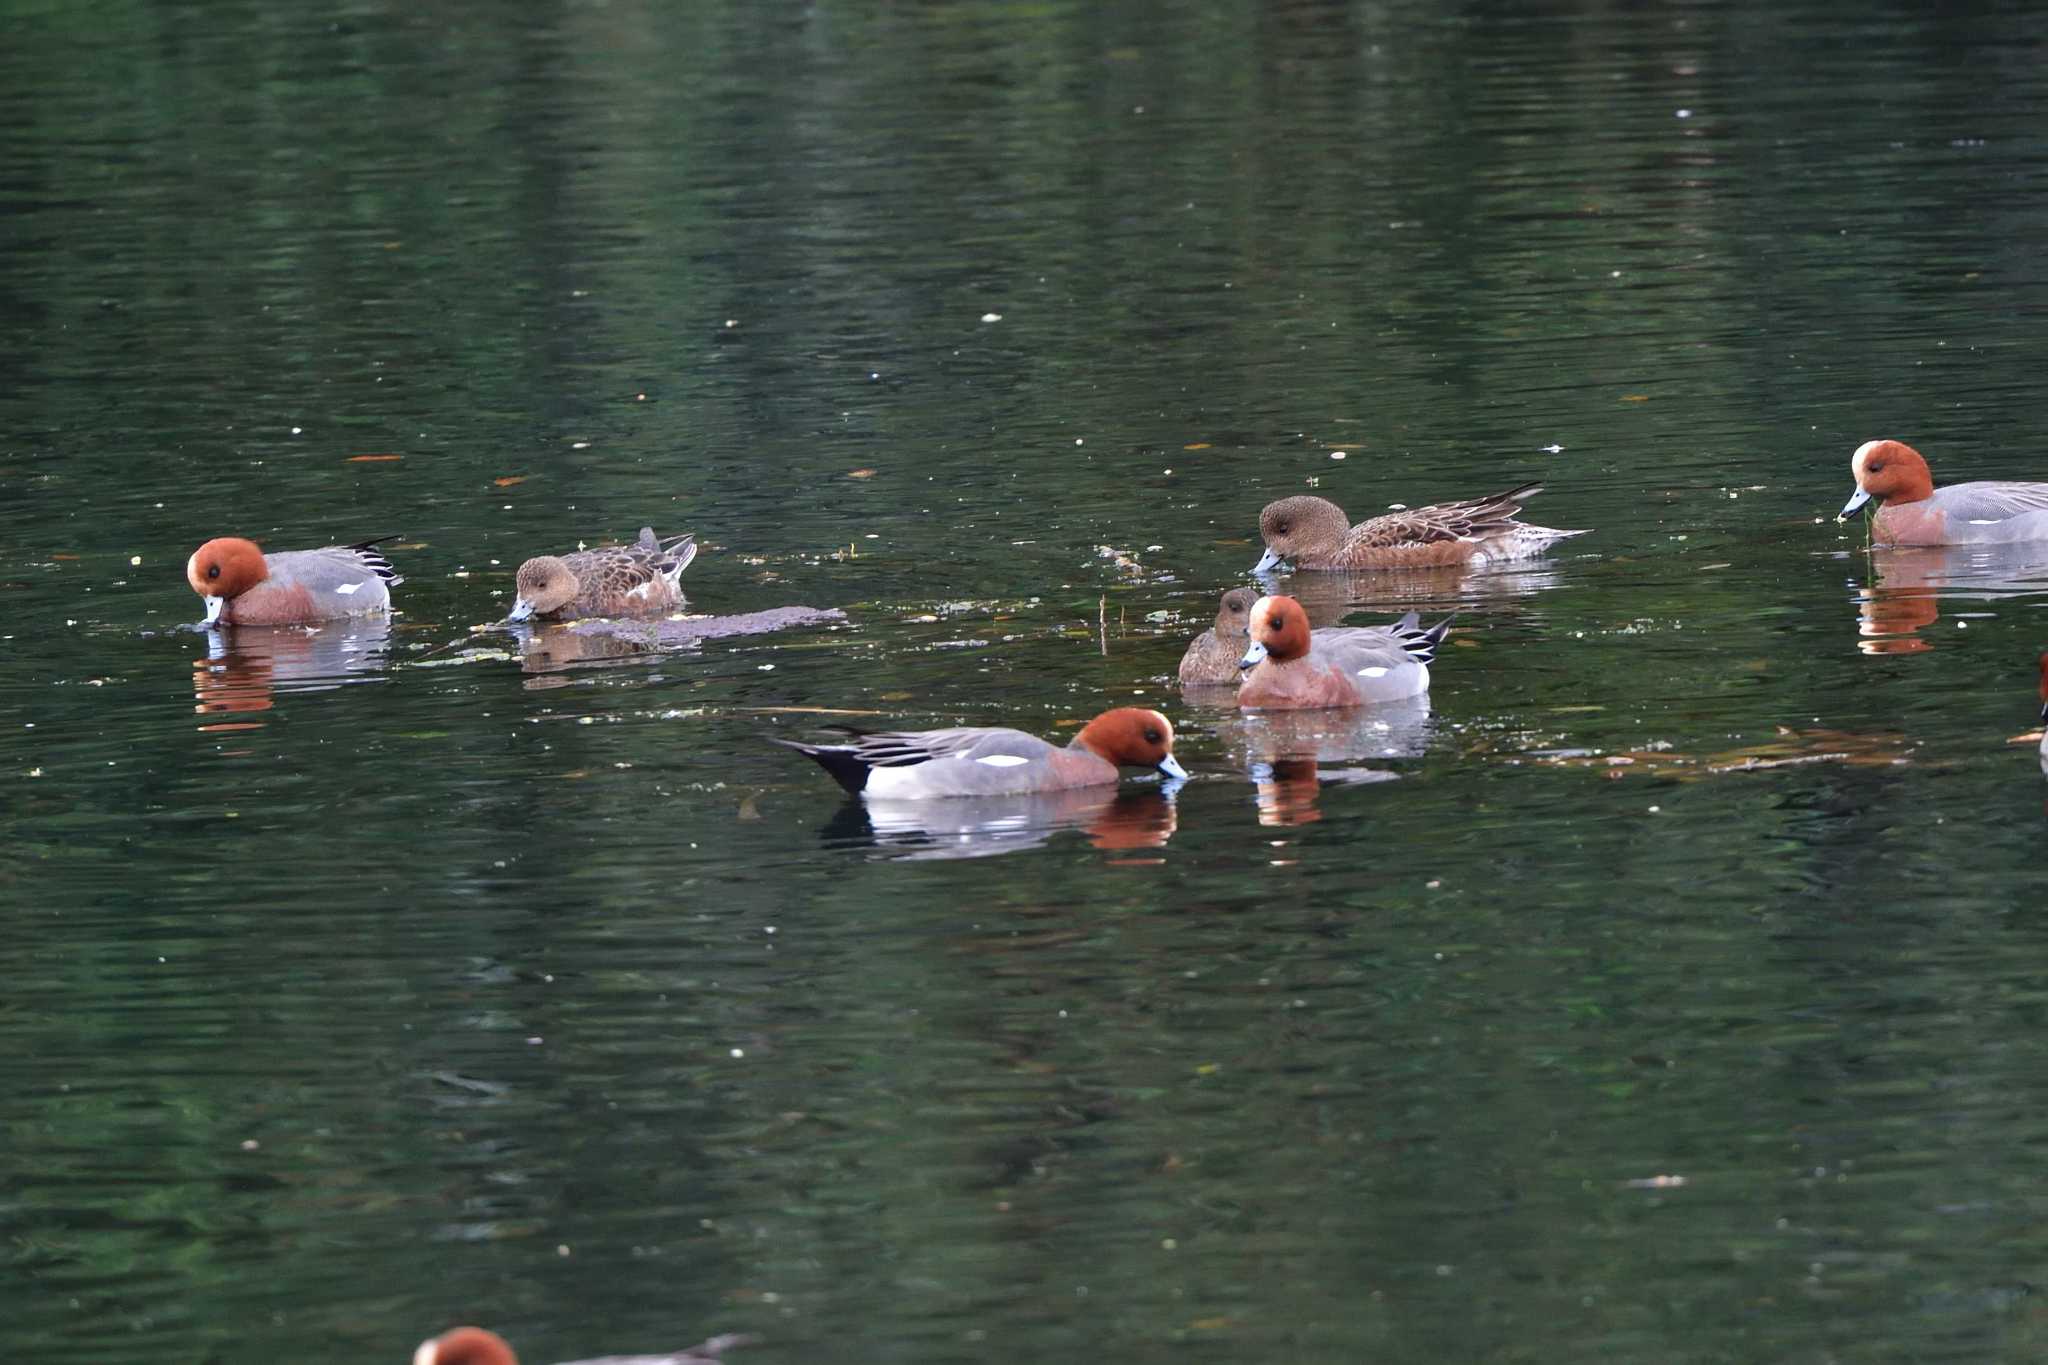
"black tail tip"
1406,614,1455,665
769,737,870,796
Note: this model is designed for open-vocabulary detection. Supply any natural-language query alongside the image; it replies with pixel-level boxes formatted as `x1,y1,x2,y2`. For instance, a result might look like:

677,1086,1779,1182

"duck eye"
1143,728,1162,744
206,564,220,580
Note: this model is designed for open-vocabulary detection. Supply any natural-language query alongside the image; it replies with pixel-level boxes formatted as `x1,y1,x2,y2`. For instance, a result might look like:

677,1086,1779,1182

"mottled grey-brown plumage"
1253,482,1584,572
1178,587,1258,685
509,527,696,621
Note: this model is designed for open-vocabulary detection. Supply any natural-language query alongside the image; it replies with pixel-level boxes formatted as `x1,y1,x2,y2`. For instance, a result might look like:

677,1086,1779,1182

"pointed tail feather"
770,737,870,796
666,533,698,578
1396,615,1454,666
345,536,405,588
640,528,697,582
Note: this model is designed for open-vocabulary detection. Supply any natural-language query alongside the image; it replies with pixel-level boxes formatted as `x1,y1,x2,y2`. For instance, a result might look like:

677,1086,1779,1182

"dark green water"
8,2,2048,1361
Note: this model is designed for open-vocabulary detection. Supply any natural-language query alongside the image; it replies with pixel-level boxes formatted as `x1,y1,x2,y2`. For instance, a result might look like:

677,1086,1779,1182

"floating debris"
409,648,519,668
1499,725,1917,780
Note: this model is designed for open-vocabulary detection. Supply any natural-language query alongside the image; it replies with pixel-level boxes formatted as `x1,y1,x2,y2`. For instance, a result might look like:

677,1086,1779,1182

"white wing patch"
1358,665,1390,677
1969,519,2000,525
976,754,1031,767
335,581,361,594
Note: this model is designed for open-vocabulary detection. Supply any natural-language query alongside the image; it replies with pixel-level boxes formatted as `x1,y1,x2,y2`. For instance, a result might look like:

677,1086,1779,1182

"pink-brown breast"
1237,659,1364,709
1045,745,1122,790
1870,501,1948,546
220,582,321,625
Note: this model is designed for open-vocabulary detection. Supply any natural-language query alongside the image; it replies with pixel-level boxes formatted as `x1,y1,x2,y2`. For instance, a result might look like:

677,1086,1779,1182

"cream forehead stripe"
1851,440,1883,477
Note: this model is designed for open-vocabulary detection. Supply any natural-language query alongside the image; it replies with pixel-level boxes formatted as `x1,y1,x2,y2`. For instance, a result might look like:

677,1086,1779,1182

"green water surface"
7,2,2048,1362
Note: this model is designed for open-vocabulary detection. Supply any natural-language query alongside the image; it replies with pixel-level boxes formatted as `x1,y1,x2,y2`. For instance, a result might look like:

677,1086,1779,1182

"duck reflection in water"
824,783,1180,861
509,605,847,679
1217,698,1430,826
192,618,394,719
1852,543,2048,656
1248,561,1568,633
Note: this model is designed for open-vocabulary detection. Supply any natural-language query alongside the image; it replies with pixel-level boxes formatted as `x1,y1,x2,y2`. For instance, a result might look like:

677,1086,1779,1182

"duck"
775,707,1187,798
1237,594,1450,710
1839,440,2048,545
1252,482,1584,573
508,528,696,621
413,1326,753,1365
186,536,401,626
2038,652,2048,769
1178,587,1257,686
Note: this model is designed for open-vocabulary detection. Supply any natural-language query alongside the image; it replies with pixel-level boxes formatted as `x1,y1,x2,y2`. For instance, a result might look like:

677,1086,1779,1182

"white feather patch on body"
1358,666,1389,677
976,754,1031,767
335,581,360,594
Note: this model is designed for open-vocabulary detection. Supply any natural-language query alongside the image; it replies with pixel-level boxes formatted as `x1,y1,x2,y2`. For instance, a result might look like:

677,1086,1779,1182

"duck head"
186,538,269,624
508,556,580,621
1841,440,1934,520
1073,707,1188,781
1239,594,1312,668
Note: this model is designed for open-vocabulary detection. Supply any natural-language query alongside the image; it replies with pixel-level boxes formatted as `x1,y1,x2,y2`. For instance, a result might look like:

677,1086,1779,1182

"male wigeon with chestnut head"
186,536,402,626
1237,594,1449,710
775,707,1187,798
1840,439,2048,545
1252,481,1584,574
413,1325,754,1365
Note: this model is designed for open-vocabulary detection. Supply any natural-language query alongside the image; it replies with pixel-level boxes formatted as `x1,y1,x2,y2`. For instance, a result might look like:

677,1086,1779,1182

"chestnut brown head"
414,1327,517,1365
1073,707,1188,780
185,538,269,601
1843,440,1934,517
1242,594,1313,666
